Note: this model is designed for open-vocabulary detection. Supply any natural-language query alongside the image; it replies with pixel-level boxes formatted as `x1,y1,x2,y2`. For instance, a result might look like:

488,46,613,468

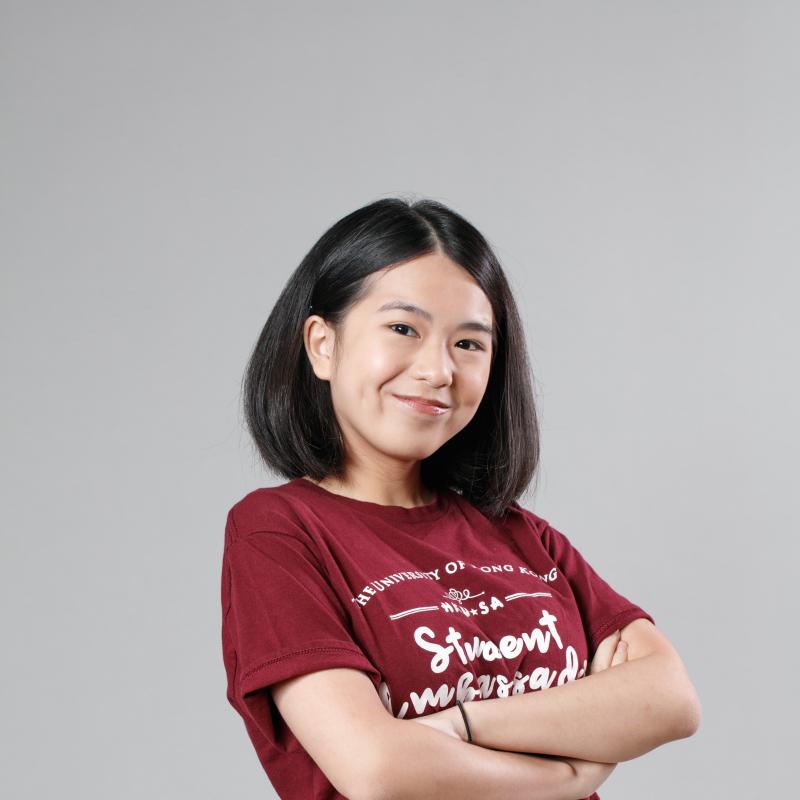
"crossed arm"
377,618,702,799
433,618,702,763
270,618,701,800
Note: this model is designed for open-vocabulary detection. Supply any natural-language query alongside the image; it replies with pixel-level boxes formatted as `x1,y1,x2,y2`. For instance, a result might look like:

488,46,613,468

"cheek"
463,366,491,404
365,340,407,384
337,342,402,404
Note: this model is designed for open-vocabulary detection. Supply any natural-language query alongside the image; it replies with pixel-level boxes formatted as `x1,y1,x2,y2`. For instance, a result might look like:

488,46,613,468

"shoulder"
449,490,550,529
224,482,313,547
498,499,567,554
503,498,550,534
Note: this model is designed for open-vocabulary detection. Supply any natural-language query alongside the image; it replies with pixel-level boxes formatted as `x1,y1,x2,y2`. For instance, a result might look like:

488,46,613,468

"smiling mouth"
392,395,452,417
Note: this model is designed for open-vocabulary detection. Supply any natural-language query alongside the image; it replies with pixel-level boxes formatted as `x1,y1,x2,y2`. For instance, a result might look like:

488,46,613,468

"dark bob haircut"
242,196,540,519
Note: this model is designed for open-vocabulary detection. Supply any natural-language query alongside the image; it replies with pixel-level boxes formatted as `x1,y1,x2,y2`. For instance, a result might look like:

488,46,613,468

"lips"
392,394,452,417
393,394,450,409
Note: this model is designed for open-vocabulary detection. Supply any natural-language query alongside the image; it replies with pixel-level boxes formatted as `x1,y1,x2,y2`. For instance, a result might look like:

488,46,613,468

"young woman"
220,197,701,800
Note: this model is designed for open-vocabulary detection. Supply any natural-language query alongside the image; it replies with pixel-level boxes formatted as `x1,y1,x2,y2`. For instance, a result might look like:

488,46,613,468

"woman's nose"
411,340,454,386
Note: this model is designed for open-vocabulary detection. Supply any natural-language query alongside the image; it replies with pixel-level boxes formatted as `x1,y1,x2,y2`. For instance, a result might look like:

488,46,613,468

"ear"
304,315,335,381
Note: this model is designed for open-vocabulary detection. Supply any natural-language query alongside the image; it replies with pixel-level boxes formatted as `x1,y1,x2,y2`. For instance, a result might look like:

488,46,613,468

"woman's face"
304,252,495,467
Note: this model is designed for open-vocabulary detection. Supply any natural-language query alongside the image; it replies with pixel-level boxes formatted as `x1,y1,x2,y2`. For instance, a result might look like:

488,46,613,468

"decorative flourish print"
444,587,485,602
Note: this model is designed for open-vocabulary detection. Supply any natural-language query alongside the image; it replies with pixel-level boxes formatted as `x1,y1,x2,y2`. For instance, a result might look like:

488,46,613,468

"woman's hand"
408,705,465,741
589,628,629,675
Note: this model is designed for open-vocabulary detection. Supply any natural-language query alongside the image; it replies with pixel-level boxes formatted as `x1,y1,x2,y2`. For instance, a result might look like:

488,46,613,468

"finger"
611,640,628,666
589,629,621,674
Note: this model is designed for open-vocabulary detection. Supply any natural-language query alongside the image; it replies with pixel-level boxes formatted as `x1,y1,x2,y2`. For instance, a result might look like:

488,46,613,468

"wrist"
444,704,468,742
454,699,473,743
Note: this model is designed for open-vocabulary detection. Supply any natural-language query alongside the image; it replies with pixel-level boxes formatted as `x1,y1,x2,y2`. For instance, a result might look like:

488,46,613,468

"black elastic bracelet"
455,699,473,743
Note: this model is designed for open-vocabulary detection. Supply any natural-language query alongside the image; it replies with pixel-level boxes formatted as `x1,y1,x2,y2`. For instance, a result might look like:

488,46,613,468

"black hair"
242,196,540,519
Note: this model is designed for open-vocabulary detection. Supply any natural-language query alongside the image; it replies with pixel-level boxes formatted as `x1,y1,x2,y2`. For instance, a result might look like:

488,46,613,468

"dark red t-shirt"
220,478,655,799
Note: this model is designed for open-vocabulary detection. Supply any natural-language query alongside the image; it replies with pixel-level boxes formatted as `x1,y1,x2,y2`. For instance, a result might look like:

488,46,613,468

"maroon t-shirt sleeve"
221,521,379,748
539,520,656,658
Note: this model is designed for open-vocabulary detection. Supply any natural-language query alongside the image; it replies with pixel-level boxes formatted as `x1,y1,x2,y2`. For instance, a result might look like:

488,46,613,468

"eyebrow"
376,300,494,337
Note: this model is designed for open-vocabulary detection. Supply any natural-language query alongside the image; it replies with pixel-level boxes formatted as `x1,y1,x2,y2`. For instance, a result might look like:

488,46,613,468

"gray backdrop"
2,1,796,797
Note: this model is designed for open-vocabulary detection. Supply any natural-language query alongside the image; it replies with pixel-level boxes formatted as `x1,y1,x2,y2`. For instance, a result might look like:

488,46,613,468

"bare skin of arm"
271,665,601,800
365,725,606,800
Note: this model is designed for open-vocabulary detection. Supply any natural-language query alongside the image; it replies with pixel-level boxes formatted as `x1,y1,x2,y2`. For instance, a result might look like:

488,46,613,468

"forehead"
359,256,494,322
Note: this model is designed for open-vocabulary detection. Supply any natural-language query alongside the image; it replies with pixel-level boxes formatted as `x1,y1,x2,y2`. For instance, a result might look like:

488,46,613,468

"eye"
389,325,485,351
389,322,486,353
389,323,418,337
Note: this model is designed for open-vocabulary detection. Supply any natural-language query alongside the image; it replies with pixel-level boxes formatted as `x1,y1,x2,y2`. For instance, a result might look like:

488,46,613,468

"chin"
382,440,443,461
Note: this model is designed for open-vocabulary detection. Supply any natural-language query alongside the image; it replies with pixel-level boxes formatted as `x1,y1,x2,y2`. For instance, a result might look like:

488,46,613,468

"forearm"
364,716,588,800
466,653,698,763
